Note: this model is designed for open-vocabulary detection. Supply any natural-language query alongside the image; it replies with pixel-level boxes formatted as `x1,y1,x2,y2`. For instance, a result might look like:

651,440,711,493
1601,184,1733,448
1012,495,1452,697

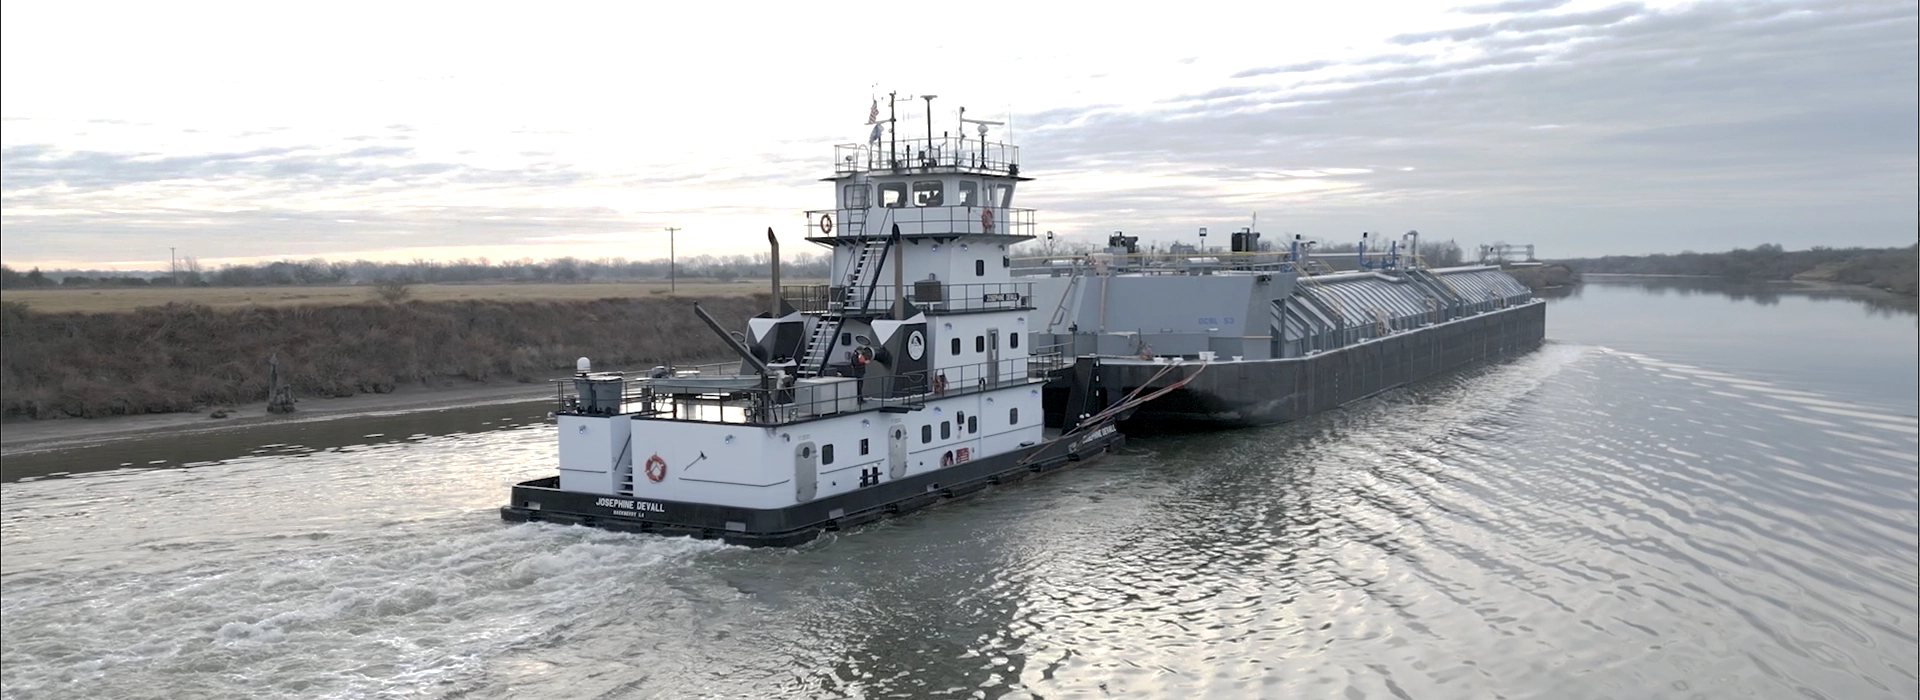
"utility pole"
664,227,681,293
170,247,177,285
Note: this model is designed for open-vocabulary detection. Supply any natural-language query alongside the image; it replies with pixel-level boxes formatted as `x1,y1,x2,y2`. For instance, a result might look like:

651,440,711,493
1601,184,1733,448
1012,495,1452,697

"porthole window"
860,438,870,455
976,336,986,352
1010,333,1020,349
1009,408,1019,424
975,259,986,277
951,338,961,355
922,425,933,443
968,416,978,434
822,444,835,465
941,421,951,439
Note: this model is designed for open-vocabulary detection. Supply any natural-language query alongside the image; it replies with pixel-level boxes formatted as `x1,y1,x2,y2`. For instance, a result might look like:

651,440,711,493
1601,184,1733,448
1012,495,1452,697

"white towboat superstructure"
502,96,1130,546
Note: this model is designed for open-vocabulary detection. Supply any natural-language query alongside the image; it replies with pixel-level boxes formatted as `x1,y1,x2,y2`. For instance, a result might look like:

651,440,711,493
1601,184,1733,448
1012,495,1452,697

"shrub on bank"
0,296,766,419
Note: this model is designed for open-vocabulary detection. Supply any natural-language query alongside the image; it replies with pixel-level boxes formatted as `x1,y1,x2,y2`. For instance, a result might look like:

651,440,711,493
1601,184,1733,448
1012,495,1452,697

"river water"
3,279,1915,699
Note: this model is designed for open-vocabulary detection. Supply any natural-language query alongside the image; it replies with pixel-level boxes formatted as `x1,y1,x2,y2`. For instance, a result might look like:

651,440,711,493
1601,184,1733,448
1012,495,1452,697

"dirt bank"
0,379,558,456
0,295,767,421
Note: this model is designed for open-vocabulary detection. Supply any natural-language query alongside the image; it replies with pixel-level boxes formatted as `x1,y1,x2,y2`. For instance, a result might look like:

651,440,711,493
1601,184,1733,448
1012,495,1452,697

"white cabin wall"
978,387,1045,456
628,421,777,509
557,414,632,495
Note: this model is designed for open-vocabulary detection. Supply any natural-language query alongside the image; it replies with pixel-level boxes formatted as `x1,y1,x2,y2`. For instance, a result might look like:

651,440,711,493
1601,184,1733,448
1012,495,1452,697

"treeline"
1555,244,1918,295
0,296,766,419
0,253,831,289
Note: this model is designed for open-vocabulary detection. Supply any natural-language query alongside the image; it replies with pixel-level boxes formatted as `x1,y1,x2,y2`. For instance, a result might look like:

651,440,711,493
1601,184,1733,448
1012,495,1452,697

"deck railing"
807,206,1035,239
779,281,1033,315
833,138,1019,177
555,351,1066,427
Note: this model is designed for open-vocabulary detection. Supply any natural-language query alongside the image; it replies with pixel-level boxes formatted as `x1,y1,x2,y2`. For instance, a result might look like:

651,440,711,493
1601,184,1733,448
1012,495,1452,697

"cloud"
1453,0,1572,15
0,143,583,193
1011,0,1918,256
1390,3,1646,44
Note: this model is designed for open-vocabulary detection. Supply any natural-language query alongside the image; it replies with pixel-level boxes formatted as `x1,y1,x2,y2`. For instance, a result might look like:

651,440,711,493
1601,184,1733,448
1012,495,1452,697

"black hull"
1112,301,1547,427
500,425,1124,547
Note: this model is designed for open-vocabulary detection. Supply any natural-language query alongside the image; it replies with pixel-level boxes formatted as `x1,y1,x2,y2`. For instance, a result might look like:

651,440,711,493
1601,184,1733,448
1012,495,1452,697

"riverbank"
0,379,558,457
1,295,767,420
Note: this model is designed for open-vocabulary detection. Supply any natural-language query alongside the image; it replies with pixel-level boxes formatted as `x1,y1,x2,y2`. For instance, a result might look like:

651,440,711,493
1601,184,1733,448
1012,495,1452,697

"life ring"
644,454,667,482
819,214,834,235
941,450,954,467
980,208,994,232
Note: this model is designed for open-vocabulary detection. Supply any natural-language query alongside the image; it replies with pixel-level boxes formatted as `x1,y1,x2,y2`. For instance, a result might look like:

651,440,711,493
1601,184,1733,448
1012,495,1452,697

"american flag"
867,99,878,125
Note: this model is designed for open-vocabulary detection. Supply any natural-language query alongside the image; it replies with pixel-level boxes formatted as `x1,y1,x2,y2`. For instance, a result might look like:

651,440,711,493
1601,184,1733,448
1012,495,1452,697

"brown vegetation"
0,279,802,314
0,295,768,419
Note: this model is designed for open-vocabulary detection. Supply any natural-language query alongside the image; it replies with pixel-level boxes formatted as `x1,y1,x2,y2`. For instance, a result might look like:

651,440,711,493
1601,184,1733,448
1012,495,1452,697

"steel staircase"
798,211,893,376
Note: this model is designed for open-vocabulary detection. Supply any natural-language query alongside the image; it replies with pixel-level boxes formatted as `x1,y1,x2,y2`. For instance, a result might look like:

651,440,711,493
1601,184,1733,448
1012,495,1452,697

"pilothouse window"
957,181,979,207
913,181,944,207
989,183,1012,208
843,184,870,208
880,183,908,208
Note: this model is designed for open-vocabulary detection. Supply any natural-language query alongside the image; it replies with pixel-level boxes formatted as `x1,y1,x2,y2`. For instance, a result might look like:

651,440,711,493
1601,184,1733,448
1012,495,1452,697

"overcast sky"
2,0,1914,270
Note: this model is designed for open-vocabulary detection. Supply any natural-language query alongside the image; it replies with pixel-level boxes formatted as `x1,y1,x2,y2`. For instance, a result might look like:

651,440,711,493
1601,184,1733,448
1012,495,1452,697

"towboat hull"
500,425,1123,547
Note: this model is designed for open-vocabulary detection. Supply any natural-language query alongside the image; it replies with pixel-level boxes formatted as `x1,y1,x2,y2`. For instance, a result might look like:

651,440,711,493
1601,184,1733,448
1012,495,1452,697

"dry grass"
0,279,818,314
0,295,777,419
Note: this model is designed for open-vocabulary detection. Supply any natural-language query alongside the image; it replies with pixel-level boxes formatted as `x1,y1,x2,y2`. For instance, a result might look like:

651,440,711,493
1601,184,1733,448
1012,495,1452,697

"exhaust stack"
891,224,905,320
767,227,781,316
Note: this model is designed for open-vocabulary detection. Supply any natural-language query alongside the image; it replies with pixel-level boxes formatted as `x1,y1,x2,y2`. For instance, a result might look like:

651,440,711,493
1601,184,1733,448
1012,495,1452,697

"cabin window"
880,182,908,208
822,444,835,465
860,438,870,455
1009,407,1019,424
1002,256,1010,268
951,338,961,355
941,421,951,439
989,183,1012,208
1010,333,1019,349
968,416,978,433
976,336,985,352
975,259,986,277
912,180,944,207
840,332,852,346
843,184,870,208
957,180,979,206
922,425,932,444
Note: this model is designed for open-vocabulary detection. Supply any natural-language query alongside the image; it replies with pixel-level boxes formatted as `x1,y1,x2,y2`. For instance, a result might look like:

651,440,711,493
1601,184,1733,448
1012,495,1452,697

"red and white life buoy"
819,214,834,235
644,454,667,482
980,207,995,232
941,450,954,468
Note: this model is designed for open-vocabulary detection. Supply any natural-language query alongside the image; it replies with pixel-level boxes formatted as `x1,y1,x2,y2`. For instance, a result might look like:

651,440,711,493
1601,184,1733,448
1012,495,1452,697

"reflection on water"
1557,276,1919,316
1,281,1915,699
